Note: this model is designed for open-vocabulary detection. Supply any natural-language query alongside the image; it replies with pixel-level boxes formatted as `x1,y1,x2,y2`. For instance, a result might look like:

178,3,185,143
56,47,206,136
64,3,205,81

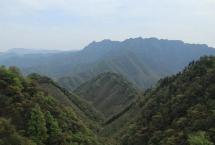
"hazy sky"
0,0,214,51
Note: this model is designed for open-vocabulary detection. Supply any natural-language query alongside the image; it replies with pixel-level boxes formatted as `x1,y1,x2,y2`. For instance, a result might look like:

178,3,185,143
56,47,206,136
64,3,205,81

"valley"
0,38,215,145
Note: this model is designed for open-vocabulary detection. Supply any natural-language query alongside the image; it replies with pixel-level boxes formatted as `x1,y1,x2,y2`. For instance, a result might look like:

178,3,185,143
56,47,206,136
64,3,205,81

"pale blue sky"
0,0,215,51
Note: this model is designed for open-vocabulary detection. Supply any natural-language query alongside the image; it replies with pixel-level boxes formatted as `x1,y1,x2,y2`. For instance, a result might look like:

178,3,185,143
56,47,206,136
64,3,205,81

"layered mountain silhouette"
0,37,215,90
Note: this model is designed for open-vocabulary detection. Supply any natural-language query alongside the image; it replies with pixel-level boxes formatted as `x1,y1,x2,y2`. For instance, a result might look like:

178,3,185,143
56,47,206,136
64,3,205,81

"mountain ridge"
74,72,139,120
0,66,104,145
0,37,215,91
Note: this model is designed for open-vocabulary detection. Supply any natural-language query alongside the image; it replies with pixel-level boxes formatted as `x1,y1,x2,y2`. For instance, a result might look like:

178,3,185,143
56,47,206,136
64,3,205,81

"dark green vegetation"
120,56,215,145
0,66,103,145
75,72,139,119
1,46,215,145
1,38,215,90
29,73,104,123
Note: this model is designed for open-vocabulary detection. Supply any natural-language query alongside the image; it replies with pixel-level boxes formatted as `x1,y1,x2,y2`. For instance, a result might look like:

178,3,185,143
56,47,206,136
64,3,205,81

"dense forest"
1,0,214,143
75,72,139,119
121,56,215,145
1,56,215,145
0,66,103,145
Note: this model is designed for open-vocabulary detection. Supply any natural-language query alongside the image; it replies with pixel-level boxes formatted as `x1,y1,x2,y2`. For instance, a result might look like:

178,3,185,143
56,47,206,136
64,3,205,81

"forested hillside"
28,73,104,131
121,56,215,145
1,56,215,145
1,38,214,90
58,38,215,90
1,0,214,144
75,72,139,119
0,66,103,145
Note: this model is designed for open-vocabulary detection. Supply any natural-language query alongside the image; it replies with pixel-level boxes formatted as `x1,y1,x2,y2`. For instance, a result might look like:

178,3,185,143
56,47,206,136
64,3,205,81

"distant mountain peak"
86,37,188,49
84,39,120,51
123,37,157,42
101,39,112,42
88,39,113,45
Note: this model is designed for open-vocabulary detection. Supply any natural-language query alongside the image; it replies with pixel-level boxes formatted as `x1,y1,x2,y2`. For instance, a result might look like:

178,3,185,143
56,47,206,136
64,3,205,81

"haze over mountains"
1,0,215,144
0,37,215,90
0,36,215,145
5,48,62,55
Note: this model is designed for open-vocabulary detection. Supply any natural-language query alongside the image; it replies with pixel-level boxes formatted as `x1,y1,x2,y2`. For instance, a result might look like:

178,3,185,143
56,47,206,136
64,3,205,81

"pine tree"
45,111,62,145
27,104,47,144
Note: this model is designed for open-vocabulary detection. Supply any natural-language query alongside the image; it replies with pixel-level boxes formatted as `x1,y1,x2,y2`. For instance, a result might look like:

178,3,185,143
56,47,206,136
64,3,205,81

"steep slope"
28,73,104,130
58,38,215,90
0,66,103,145
1,37,215,90
74,72,139,119
121,56,215,145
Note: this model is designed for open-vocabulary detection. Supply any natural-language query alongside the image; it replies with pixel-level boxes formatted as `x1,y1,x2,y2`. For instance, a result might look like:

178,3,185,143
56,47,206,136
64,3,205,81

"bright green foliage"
45,111,61,137
27,105,48,144
188,132,214,145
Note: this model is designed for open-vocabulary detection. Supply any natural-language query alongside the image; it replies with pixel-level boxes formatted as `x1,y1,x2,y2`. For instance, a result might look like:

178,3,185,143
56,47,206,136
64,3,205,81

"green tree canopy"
27,104,47,144
188,132,214,145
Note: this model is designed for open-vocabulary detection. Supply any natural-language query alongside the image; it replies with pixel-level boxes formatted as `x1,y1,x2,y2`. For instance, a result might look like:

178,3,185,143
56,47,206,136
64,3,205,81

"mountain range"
1,37,215,91
1,56,215,145
1,37,215,145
